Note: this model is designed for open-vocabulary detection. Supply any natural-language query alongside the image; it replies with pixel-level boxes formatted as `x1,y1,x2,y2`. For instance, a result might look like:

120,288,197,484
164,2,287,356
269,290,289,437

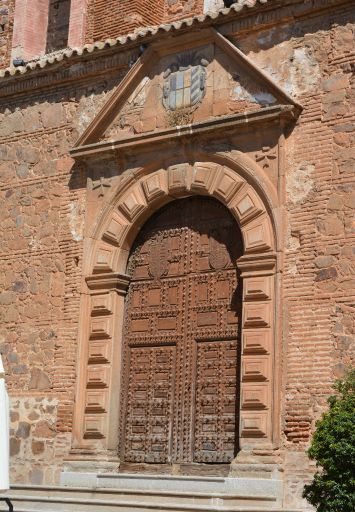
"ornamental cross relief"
92,175,111,197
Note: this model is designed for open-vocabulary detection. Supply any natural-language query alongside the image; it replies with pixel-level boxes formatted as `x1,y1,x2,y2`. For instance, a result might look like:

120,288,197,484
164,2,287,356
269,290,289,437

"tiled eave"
0,0,350,95
0,0,353,81
0,1,271,79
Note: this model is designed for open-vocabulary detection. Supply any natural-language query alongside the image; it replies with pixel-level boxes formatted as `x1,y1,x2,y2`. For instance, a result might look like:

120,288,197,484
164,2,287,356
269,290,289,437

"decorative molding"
73,159,279,459
92,176,112,197
255,146,277,169
0,53,134,99
86,272,130,292
237,253,277,277
0,0,348,98
71,26,301,155
70,106,296,159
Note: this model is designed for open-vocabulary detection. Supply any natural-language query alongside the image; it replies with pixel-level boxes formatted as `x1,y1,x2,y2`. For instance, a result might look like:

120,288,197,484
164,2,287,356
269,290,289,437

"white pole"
0,354,10,492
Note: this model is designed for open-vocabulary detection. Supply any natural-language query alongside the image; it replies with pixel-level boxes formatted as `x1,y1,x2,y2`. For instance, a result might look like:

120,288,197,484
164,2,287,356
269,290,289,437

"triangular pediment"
74,29,301,150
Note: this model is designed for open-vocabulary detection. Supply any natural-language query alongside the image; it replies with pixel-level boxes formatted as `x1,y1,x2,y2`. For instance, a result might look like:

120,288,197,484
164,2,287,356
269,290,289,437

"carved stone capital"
86,272,130,293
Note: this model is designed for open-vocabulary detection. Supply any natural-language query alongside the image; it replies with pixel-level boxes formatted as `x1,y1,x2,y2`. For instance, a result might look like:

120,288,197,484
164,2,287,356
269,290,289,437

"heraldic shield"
163,64,207,111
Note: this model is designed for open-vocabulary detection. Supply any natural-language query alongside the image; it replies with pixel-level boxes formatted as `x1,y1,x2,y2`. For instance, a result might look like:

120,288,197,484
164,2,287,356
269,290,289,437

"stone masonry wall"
0,57,132,483
234,5,354,508
0,0,14,68
0,1,354,508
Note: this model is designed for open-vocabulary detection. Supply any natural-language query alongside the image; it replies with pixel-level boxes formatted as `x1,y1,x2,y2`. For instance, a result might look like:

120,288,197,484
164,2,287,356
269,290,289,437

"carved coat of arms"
148,233,169,279
162,54,208,111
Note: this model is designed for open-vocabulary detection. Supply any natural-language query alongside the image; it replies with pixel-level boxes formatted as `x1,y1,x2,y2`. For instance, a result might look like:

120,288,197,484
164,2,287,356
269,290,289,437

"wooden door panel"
124,345,176,463
121,197,243,466
193,340,238,463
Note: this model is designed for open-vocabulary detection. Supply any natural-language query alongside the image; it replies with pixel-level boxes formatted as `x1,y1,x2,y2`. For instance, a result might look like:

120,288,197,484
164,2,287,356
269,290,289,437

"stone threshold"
3,482,303,512
59,471,283,498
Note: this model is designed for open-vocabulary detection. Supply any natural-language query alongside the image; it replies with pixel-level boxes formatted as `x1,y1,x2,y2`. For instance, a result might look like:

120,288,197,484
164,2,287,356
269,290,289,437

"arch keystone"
191,162,219,194
168,163,189,194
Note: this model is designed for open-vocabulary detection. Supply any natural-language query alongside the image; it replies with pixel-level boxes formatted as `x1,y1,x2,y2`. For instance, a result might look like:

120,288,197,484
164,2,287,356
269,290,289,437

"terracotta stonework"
0,0,354,510
74,154,278,460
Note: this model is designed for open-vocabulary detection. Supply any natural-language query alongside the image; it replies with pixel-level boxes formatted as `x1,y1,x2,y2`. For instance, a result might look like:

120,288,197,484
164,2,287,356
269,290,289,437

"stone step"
61,472,282,499
1,504,300,512
3,488,276,509
1,485,301,512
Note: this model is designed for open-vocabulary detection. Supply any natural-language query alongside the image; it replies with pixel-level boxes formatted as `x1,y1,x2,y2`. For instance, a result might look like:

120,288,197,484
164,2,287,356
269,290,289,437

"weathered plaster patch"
286,163,315,204
232,85,276,106
253,91,277,105
288,47,320,96
68,199,85,241
251,42,321,98
286,227,301,251
77,92,109,135
257,25,291,48
203,0,223,12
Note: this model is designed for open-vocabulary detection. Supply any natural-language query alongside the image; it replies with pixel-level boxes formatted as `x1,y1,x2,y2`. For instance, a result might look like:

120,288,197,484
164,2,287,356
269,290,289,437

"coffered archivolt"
87,154,279,276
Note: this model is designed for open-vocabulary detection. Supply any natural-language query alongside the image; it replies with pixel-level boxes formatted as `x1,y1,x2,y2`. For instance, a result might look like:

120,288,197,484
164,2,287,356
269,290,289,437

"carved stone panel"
120,197,243,466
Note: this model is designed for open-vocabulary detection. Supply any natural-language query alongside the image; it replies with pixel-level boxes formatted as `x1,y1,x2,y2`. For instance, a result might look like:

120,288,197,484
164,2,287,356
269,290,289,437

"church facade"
0,1,354,510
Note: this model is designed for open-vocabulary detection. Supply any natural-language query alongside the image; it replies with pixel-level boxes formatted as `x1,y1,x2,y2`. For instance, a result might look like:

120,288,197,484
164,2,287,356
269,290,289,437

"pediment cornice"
71,28,302,155
70,105,296,159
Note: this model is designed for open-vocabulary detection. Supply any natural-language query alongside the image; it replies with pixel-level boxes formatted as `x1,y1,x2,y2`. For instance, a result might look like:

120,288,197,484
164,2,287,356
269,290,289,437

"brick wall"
86,0,165,43
11,0,50,61
86,0,204,44
2,0,206,65
86,0,207,42
164,0,204,23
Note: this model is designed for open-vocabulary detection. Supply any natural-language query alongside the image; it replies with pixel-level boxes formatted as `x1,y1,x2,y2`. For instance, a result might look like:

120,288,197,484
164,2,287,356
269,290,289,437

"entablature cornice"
70,105,297,160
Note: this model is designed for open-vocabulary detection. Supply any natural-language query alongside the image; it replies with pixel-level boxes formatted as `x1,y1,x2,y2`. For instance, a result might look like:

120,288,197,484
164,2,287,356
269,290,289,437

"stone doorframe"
71,151,282,469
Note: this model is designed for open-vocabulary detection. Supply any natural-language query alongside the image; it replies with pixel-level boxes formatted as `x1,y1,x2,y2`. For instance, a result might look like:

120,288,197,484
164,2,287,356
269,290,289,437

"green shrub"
303,368,355,512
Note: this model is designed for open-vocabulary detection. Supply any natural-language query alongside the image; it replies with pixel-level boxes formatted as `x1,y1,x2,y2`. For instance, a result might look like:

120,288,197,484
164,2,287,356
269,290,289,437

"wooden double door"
120,197,243,467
